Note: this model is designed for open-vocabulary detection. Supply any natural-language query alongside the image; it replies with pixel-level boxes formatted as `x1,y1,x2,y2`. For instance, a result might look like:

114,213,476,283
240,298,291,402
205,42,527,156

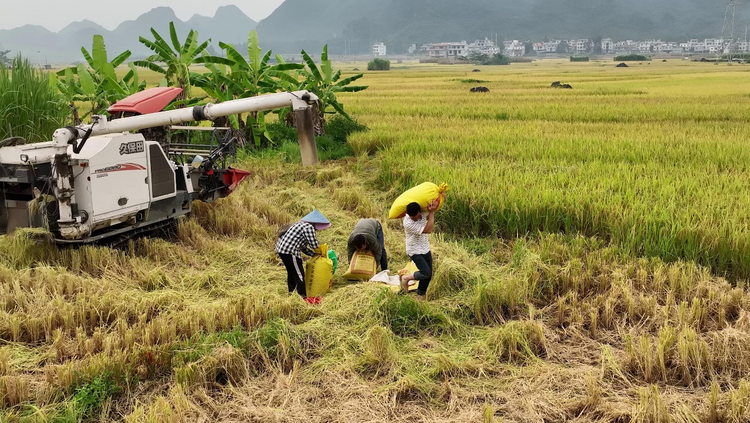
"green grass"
0,55,67,142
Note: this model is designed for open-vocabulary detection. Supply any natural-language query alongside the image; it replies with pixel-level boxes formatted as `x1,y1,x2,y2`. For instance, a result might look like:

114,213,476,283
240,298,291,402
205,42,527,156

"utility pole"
720,0,740,64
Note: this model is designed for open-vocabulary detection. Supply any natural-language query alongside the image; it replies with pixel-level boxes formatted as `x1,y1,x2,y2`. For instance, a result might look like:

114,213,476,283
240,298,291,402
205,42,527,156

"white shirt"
403,214,430,256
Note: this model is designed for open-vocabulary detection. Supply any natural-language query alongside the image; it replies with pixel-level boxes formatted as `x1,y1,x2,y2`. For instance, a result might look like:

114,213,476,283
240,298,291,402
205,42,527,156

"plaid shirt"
276,221,320,258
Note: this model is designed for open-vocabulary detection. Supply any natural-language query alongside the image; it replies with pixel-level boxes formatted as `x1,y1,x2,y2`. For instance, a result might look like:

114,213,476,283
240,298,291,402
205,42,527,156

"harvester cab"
0,88,319,244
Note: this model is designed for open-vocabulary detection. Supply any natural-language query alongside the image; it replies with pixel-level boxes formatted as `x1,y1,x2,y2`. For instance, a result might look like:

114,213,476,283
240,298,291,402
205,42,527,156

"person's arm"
302,224,320,255
370,237,382,264
422,200,438,234
347,242,355,262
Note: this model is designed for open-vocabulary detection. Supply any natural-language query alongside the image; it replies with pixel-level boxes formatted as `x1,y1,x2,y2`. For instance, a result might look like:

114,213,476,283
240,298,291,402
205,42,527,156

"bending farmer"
276,210,331,298
347,218,388,271
400,200,438,300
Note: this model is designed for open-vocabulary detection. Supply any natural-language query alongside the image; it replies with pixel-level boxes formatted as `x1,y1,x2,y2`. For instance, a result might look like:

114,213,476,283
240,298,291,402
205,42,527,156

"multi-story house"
503,40,525,57
575,39,590,54
372,43,387,56
542,40,561,53
468,38,500,56
429,42,469,58
705,39,722,54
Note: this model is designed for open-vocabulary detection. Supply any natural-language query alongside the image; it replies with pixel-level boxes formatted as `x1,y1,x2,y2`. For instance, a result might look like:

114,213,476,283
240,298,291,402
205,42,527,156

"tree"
0,50,11,67
593,36,603,55
367,58,390,70
484,53,511,65
51,35,135,124
556,41,569,54
467,52,489,63
297,45,367,135
204,30,303,147
524,42,535,56
134,22,219,101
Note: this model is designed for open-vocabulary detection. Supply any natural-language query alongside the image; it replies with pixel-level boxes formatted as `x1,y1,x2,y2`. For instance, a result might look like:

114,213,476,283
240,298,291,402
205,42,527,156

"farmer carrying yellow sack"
389,182,449,219
275,209,331,299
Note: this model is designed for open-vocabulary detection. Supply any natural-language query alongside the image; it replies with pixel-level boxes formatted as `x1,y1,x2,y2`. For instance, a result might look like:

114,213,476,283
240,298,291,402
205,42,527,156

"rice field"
3,59,750,422
343,59,750,281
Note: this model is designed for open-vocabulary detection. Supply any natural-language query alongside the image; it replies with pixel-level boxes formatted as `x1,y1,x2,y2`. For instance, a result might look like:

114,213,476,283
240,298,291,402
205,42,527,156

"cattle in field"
551,81,572,89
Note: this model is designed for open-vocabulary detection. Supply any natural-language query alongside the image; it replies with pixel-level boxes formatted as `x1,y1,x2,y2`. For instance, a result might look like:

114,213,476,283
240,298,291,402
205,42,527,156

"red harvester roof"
107,87,183,115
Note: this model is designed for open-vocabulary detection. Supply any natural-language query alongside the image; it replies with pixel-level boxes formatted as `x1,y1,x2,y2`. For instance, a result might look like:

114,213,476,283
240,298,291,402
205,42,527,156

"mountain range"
0,5,256,64
0,0,743,64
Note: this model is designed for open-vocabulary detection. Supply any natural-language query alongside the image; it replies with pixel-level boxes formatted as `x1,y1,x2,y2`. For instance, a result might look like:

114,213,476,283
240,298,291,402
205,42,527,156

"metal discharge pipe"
57,91,321,166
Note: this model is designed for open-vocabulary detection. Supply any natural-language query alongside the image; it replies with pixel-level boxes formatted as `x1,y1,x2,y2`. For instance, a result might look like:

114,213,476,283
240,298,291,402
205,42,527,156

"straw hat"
300,209,331,230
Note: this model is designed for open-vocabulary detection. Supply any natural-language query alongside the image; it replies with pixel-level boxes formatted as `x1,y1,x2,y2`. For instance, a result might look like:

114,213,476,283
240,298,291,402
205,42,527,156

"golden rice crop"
341,61,750,281
3,60,750,421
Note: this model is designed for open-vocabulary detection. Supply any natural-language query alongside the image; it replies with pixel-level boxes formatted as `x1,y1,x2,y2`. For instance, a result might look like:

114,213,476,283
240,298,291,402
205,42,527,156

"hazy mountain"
0,6,256,64
257,0,742,54
0,0,740,63
58,20,109,38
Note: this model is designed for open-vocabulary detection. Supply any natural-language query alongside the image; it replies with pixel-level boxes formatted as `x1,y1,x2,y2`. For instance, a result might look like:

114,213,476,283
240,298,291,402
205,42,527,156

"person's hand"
427,199,439,212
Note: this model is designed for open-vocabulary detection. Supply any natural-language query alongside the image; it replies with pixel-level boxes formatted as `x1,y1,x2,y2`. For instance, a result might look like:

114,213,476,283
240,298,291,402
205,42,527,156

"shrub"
570,56,590,62
368,58,391,71
481,53,511,66
614,54,652,61
73,372,124,419
260,115,367,162
324,114,368,144
0,55,67,142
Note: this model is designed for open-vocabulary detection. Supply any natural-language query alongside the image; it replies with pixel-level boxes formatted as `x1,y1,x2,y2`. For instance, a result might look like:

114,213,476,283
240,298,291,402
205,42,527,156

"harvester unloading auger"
0,88,320,244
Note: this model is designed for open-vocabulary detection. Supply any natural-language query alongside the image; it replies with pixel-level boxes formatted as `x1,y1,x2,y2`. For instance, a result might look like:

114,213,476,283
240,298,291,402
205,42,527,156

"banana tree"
297,45,367,135
52,35,133,124
192,59,246,142
105,63,148,101
206,30,304,147
134,22,226,101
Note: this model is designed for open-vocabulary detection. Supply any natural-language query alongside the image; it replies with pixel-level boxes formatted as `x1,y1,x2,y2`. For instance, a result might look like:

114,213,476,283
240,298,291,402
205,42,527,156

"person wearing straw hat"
276,209,331,298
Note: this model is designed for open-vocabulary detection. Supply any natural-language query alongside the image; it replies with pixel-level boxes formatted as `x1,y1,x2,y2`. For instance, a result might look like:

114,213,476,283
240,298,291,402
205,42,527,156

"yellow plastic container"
342,250,377,280
305,243,333,297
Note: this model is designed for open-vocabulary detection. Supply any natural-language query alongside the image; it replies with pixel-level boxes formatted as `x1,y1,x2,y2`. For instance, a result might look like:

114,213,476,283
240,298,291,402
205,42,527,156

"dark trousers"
376,226,388,271
278,253,307,297
410,251,433,296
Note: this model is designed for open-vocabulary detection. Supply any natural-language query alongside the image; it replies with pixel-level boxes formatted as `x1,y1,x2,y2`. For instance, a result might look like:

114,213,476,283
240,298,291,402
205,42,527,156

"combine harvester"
0,88,319,244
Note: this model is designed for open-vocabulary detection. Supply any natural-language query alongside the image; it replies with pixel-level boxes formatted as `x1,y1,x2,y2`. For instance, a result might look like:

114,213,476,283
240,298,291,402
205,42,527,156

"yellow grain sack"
342,250,377,280
388,182,449,219
397,261,420,292
305,243,333,297
398,261,419,276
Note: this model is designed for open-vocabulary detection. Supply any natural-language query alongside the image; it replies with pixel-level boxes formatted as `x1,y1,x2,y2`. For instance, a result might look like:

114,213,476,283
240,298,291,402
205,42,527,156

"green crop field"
343,60,750,281
3,59,750,422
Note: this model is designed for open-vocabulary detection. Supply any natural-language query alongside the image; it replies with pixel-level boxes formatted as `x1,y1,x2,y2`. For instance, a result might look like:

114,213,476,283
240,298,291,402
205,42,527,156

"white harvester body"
0,89,319,243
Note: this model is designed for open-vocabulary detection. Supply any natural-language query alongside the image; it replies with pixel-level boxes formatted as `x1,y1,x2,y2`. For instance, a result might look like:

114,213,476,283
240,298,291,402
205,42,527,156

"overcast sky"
0,0,285,32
